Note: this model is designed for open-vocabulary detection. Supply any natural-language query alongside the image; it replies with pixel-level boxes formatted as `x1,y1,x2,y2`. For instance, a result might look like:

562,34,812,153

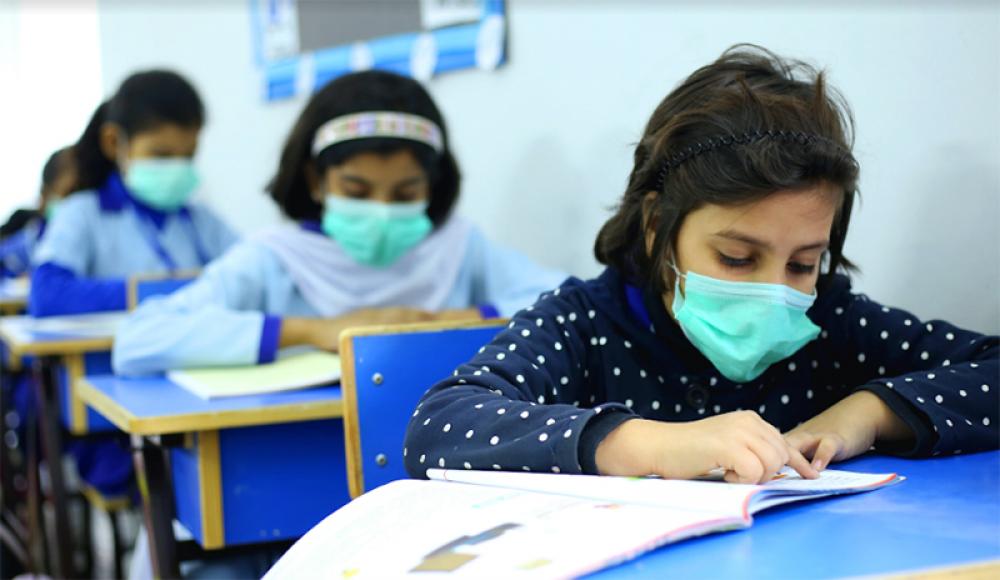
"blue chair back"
127,271,198,310
339,319,506,497
67,272,198,433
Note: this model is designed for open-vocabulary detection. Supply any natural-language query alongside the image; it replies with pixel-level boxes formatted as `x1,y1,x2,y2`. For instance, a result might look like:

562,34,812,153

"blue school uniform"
0,217,44,278
111,218,568,376
30,172,237,316
403,268,999,476
26,172,237,497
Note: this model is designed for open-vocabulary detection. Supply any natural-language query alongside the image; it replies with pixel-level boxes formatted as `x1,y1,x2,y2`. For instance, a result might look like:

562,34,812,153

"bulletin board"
250,0,507,102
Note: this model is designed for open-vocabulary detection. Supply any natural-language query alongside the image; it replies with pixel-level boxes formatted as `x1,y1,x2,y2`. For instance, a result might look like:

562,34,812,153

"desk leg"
1,365,39,575
32,357,73,578
134,435,180,579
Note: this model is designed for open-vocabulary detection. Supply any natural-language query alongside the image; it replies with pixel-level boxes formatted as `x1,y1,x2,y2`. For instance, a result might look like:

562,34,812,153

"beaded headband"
312,111,444,157
654,129,841,189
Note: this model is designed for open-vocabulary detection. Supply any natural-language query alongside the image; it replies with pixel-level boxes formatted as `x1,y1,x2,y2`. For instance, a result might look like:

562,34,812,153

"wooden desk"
78,374,350,578
0,312,125,577
593,451,1000,579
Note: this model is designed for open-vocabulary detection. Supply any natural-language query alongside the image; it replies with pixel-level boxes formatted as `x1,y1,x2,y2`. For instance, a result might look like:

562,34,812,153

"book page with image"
263,479,743,580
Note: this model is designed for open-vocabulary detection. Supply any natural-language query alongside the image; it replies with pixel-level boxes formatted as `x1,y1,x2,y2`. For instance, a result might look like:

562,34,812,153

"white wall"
0,0,101,219
96,0,1000,333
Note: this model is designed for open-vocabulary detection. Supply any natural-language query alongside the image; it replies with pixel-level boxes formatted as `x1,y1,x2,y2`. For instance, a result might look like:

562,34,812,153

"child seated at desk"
29,69,237,317
23,70,238,525
113,70,566,375
403,45,999,484
0,146,75,279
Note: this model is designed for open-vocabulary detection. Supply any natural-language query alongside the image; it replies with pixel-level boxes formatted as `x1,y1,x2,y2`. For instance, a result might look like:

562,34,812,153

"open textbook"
168,348,341,399
264,466,900,579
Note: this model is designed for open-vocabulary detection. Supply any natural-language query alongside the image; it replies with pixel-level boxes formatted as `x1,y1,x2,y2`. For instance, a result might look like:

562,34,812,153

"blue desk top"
594,451,1000,579
0,312,125,356
79,374,343,435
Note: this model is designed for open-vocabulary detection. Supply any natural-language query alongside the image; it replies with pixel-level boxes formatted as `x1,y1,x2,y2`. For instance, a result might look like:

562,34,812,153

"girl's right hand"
280,308,436,352
595,411,818,484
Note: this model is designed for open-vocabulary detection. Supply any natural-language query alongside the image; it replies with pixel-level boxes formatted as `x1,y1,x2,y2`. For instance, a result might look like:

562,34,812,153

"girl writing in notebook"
29,70,237,316
404,45,999,484
113,70,565,375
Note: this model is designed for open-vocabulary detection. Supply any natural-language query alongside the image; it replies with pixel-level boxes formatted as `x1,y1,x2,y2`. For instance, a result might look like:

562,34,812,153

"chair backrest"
126,270,199,310
339,319,507,498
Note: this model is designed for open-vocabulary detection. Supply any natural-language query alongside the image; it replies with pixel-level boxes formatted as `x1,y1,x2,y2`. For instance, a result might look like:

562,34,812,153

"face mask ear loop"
667,260,687,299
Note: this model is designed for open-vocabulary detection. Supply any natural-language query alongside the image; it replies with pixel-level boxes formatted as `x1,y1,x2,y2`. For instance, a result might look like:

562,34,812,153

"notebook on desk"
168,348,342,399
13,311,127,338
0,277,29,299
264,466,900,579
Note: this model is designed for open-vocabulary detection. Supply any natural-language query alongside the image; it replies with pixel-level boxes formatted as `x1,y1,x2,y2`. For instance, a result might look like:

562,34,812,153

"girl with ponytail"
29,69,237,316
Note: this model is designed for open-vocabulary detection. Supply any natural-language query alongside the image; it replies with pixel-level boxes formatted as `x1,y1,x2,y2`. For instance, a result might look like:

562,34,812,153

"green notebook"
168,348,342,399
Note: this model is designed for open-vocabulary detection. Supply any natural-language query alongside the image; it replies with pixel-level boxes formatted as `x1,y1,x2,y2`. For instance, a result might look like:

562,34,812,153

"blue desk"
0,313,123,432
0,312,126,577
0,278,27,315
595,451,1000,579
79,374,350,578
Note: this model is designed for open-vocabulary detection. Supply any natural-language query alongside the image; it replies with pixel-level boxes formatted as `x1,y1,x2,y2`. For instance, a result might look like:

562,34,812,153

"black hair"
267,70,461,226
73,69,205,192
595,44,860,294
41,147,71,193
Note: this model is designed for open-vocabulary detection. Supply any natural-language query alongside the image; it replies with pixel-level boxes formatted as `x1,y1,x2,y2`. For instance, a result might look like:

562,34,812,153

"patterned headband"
655,129,842,189
312,111,444,156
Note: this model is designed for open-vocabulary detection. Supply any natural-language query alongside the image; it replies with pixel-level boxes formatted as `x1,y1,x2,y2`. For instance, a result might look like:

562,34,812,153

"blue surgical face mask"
670,265,821,383
123,159,199,211
321,196,433,267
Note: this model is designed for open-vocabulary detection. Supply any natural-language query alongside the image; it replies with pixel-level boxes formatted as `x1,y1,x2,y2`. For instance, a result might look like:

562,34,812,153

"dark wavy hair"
267,70,461,226
594,44,860,294
73,70,205,192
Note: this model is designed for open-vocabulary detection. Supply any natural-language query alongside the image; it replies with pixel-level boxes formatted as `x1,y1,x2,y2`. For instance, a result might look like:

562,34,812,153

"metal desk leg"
32,357,73,577
24,385,47,574
133,434,180,579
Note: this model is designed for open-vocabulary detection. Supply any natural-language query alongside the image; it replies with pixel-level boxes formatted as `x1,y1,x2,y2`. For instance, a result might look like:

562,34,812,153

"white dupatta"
255,216,473,317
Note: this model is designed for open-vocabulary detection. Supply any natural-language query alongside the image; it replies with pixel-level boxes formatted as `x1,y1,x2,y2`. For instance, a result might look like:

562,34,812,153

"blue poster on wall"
250,0,507,102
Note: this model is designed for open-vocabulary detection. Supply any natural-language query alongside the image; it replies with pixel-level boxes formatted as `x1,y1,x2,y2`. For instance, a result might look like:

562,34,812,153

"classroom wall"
96,0,1000,334
0,0,101,219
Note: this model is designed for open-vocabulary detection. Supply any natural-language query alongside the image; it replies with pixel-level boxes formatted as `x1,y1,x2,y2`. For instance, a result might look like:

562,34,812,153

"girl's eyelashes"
392,190,420,202
717,252,753,269
716,251,817,276
787,261,816,275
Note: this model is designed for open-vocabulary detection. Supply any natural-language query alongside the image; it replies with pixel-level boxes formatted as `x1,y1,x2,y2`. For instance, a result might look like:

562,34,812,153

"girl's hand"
784,391,913,470
596,412,819,484
432,308,485,322
280,308,436,352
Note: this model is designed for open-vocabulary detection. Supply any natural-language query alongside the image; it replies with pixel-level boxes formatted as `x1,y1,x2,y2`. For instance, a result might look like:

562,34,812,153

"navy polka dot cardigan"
403,268,999,476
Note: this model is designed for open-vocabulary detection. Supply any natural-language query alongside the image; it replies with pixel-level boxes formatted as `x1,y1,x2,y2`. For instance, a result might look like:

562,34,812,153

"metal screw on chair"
372,372,384,385
375,453,388,467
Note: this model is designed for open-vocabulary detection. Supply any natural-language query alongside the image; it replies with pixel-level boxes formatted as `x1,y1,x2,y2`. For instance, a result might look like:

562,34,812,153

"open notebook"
168,348,341,399
264,466,900,579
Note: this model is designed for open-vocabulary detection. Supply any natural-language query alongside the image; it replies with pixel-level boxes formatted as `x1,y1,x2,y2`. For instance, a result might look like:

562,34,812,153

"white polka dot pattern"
403,272,999,479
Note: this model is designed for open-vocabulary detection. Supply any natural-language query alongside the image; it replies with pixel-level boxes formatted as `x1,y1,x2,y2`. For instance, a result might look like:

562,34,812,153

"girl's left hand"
784,391,912,470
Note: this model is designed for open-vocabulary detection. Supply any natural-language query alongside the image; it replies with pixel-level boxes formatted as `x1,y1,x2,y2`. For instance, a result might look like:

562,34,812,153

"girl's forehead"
684,186,839,240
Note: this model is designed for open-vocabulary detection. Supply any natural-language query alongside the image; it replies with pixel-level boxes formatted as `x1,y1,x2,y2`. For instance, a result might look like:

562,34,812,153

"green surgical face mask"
321,196,433,267
670,267,821,383
43,200,62,220
124,159,199,211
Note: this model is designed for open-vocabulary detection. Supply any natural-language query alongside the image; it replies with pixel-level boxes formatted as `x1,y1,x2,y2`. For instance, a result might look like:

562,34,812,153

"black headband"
654,129,841,190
